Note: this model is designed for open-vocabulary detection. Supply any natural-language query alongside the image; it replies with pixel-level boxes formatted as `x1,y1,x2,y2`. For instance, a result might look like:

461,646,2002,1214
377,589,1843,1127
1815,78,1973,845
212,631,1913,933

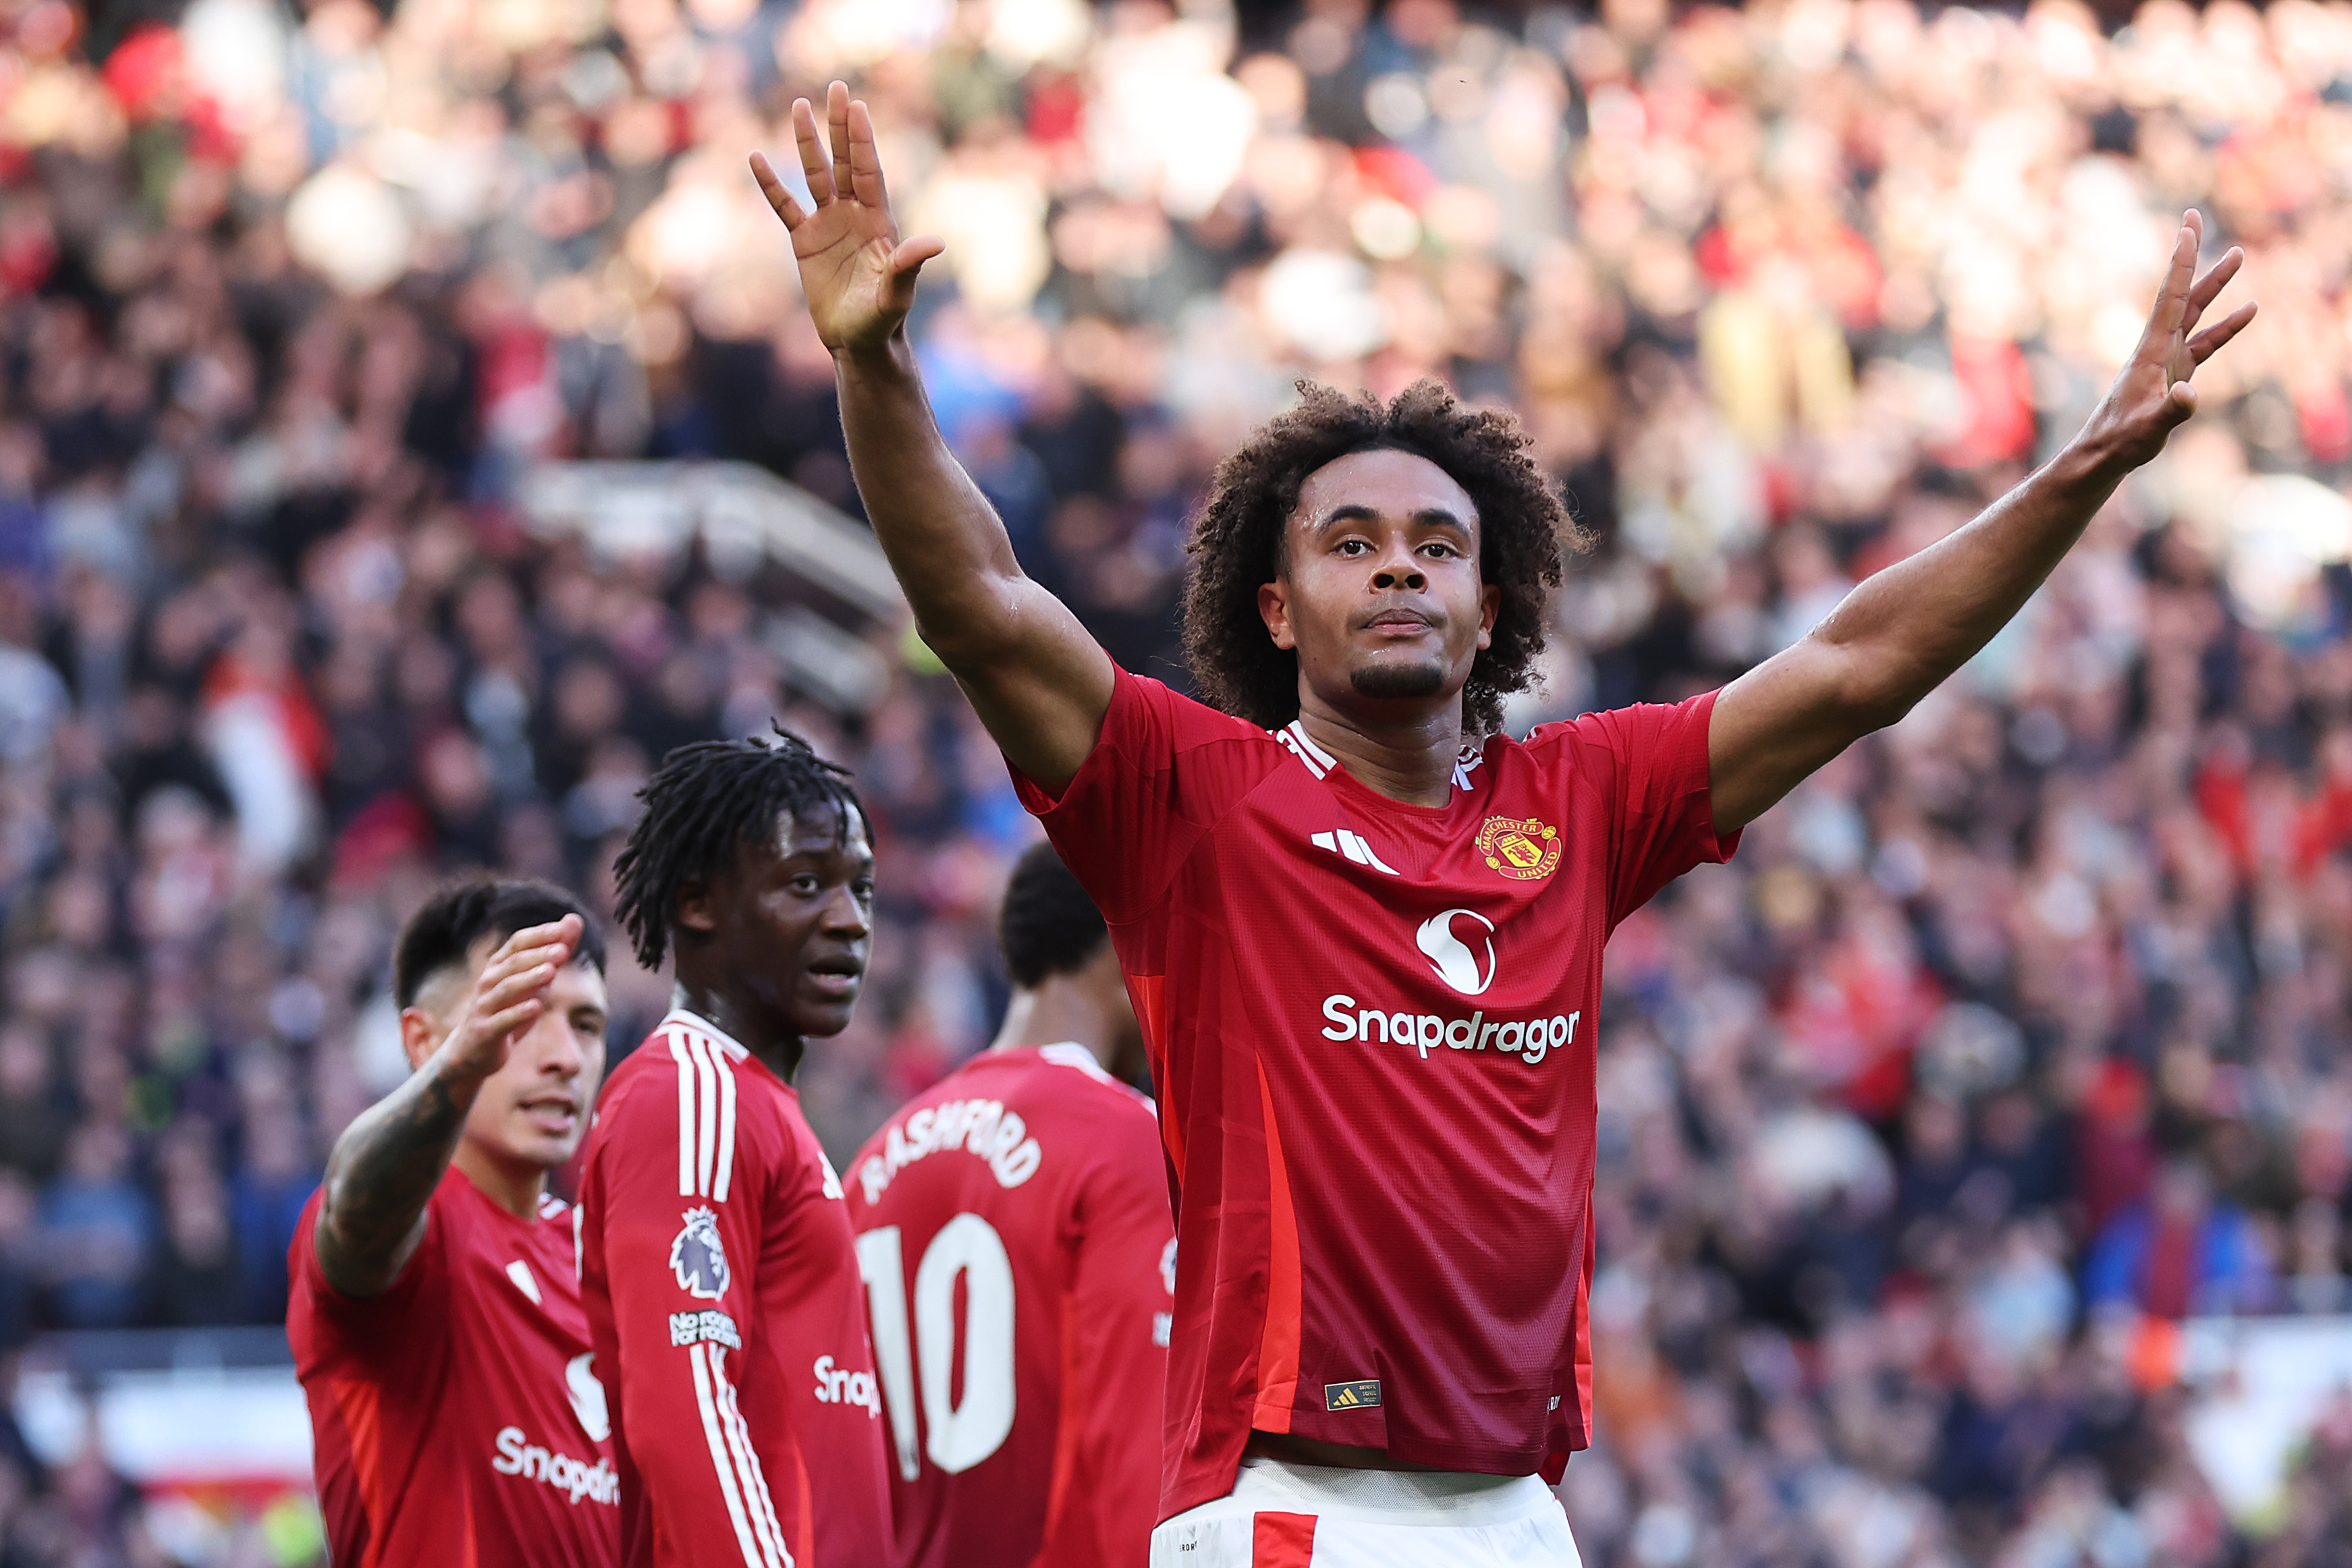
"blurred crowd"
6,0,2352,1559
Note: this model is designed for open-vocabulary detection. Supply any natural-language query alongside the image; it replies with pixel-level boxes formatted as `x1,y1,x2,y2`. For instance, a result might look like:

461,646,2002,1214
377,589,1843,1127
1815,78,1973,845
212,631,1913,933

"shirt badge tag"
1323,1379,1382,1411
1477,815,1561,880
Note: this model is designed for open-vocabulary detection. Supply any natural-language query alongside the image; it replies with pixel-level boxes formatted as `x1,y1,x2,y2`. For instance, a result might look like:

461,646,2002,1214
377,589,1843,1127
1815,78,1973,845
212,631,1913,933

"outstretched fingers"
2179,246,2244,335
827,82,856,200
2187,300,2258,365
2148,211,2200,344
793,95,837,206
846,97,890,211
748,151,804,228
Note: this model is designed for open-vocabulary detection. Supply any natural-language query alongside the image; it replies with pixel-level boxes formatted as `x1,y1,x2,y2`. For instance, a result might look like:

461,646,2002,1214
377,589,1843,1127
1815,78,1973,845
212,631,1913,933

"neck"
673,981,806,1082
991,984,1105,1063
1295,688,1465,808
452,1140,546,1221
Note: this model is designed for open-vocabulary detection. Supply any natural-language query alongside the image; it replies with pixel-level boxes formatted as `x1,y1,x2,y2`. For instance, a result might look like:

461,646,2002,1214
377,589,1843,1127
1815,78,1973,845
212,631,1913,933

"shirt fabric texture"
288,1166,620,1568
846,1041,1175,1568
1013,665,1736,1522
578,1008,892,1567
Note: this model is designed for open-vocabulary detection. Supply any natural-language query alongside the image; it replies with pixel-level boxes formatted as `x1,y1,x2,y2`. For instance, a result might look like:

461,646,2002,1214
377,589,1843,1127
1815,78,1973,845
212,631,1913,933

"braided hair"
611,725,869,969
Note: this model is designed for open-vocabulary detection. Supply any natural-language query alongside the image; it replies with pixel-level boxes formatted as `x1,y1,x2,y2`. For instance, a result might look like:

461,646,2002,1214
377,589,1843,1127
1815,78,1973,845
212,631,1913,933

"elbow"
1811,631,1923,737
1845,686,1918,737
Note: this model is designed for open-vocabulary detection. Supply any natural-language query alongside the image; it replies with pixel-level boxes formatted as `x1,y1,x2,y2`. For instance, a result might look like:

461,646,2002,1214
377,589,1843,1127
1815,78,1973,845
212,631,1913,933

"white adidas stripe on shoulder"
663,1014,742,1204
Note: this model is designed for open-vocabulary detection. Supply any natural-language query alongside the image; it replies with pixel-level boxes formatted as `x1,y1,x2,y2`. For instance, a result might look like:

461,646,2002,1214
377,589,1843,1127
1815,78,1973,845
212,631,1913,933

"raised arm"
313,918,578,1297
1708,212,2256,833
751,84,1112,794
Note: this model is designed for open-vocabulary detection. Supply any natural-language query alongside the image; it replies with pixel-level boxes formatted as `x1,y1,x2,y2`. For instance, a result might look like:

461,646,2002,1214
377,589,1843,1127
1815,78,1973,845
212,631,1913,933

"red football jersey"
1012,665,1737,1521
578,1009,893,1568
844,1042,1174,1568
288,1168,620,1568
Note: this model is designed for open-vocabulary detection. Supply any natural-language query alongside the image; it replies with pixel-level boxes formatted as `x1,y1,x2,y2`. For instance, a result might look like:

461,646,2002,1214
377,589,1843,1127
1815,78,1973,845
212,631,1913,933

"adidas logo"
1323,1379,1382,1411
1311,830,1398,875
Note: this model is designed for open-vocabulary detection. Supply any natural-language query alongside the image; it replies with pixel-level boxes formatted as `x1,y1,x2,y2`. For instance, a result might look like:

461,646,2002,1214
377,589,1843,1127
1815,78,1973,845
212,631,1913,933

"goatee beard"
1350,661,1447,701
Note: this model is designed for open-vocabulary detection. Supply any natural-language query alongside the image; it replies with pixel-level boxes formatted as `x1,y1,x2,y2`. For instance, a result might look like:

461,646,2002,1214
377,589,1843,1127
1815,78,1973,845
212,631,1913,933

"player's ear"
1477,581,1498,650
1258,580,1296,651
398,1007,441,1072
674,876,719,936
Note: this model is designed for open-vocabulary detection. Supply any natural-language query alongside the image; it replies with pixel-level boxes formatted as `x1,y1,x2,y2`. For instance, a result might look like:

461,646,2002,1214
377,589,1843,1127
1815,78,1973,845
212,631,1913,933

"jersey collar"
1035,1040,1114,1082
661,1007,750,1061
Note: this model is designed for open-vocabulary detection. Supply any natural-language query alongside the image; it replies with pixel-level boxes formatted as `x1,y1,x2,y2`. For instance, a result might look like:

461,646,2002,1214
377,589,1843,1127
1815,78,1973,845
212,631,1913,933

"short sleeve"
1561,689,1739,928
285,1186,452,1378
1009,664,1266,924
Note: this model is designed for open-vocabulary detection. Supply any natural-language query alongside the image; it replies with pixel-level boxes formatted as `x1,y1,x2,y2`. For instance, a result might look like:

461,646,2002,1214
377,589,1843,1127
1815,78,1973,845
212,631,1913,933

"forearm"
834,337,1027,657
1816,435,2127,717
832,335,1113,787
1710,435,2129,831
315,1054,485,1296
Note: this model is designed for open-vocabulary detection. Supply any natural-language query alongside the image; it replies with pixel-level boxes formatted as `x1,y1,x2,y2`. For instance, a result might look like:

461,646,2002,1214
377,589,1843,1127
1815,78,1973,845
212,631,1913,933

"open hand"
2079,211,2257,474
750,82,943,359
440,916,580,1083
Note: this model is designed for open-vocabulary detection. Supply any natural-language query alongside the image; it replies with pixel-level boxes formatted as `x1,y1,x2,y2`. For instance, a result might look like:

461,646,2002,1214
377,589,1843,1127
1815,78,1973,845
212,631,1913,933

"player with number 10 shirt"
847,845,1174,1567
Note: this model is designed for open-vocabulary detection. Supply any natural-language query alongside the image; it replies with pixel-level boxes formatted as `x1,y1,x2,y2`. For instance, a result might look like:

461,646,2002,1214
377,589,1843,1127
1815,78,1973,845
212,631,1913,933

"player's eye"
852,878,875,901
789,874,822,895
1421,541,1459,559
1336,538,1369,556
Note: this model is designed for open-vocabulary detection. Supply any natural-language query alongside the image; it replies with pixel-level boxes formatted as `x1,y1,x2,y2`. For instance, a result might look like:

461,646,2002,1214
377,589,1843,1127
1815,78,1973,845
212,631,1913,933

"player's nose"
1369,535,1426,593
817,883,871,939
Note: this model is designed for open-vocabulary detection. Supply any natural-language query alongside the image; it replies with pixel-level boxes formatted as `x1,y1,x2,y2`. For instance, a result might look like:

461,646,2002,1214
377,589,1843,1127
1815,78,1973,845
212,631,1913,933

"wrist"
832,331,913,379
427,1039,497,1093
2052,423,2133,494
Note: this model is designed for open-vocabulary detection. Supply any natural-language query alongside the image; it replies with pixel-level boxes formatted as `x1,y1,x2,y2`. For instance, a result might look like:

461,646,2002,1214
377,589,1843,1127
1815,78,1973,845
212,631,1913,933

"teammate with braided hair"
576,725,892,1567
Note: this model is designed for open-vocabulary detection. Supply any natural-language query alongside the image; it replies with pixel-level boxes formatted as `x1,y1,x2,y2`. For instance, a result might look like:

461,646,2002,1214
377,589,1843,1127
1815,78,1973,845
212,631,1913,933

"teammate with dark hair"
755,79,2255,1567
290,876,616,1568
847,842,1172,1567
576,726,892,1568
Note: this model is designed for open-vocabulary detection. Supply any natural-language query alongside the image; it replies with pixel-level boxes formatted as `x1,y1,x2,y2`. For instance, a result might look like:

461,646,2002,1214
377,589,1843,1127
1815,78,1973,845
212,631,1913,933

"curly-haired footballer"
574,727,891,1568
755,81,2254,1568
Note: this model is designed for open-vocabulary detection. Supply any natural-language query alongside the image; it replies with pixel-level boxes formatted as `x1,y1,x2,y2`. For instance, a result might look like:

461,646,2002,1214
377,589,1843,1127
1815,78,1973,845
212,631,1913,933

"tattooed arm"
314,918,581,1297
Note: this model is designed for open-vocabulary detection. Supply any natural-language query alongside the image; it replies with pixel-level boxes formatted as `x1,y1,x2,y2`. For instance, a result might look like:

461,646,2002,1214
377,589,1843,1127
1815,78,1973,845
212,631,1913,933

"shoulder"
589,1015,772,1204
1106,667,1299,771
1033,1044,1156,1118
1523,691,1722,758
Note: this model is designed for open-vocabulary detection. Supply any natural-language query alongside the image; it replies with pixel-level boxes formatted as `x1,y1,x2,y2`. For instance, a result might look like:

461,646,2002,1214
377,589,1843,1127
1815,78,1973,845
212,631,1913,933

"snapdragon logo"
813,1353,882,1418
1417,909,1497,996
493,1427,619,1506
1321,995,1579,1065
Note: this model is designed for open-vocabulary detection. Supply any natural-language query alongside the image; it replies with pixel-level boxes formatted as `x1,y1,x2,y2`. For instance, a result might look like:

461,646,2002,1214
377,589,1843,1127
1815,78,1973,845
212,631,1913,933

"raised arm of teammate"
751,83,1111,795
314,917,582,1296
1707,212,2255,834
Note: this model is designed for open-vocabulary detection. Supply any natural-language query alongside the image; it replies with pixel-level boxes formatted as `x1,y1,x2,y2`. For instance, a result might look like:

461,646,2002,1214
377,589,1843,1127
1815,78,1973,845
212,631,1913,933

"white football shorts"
1147,1458,1583,1567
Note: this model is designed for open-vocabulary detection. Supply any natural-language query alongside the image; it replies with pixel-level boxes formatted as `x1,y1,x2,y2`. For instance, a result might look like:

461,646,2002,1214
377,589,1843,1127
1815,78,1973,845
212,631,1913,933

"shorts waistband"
1228,1459,1556,1525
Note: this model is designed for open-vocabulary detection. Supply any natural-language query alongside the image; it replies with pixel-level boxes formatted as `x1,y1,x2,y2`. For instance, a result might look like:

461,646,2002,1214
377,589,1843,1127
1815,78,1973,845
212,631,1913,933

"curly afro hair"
1181,380,1574,737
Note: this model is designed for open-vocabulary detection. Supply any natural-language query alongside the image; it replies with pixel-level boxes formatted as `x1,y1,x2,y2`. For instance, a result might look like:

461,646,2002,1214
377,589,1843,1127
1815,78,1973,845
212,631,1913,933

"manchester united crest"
1477,815,1561,880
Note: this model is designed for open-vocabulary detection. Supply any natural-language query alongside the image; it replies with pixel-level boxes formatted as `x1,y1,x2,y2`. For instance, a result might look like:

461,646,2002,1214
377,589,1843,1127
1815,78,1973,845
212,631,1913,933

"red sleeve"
1560,690,1739,929
1049,1123,1176,1566
591,1073,794,1568
1010,664,1267,925
285,1186,449,1378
